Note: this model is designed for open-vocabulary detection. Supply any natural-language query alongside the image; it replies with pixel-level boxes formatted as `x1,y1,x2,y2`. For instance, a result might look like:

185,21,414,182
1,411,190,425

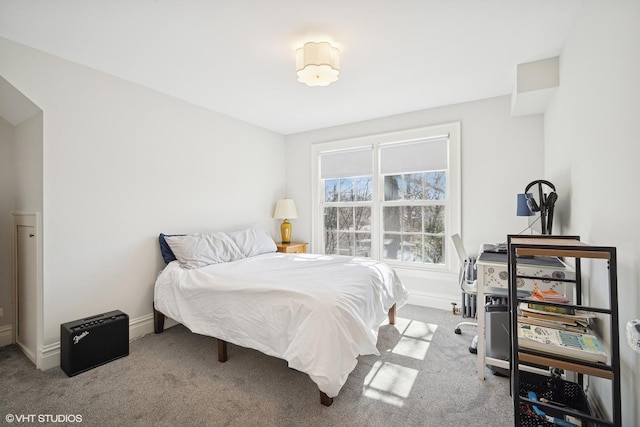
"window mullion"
371,142,381,260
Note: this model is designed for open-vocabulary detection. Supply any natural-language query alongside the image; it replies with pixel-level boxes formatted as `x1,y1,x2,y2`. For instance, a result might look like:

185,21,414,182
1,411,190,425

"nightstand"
276,242,307,254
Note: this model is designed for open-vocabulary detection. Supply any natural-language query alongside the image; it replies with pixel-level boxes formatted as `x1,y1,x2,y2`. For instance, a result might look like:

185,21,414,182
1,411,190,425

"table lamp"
273,198,298,244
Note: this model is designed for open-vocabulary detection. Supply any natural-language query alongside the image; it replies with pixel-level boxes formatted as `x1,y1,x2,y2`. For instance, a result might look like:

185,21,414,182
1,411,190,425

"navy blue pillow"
159,233,184,264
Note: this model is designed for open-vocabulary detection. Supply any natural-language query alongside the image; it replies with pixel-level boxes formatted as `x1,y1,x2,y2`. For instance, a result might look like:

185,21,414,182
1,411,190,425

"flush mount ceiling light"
295,41,340,87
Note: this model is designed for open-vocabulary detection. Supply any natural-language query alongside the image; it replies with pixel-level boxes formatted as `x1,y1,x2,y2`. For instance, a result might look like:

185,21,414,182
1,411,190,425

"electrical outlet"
451,302,460,315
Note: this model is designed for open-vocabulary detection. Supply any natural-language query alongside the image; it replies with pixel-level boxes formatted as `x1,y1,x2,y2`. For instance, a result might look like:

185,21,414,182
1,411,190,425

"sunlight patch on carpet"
362,317,438,406
392,336,430,360
391,319,438,360
363,360,419,407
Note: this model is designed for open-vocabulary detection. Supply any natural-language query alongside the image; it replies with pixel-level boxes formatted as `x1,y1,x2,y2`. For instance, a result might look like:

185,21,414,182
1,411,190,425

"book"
520,311,591,329
519,303,596,326
518,315,590,334
527,285,574,314
530,285,571,304
527,302,575,315
517,323,607,364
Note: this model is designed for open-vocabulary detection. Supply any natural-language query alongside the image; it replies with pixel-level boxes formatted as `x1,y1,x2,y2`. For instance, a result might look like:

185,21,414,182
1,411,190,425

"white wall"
13,112,43,213
0,116,15,331
285,95,545,308
0,38,286,363
544,1,640,424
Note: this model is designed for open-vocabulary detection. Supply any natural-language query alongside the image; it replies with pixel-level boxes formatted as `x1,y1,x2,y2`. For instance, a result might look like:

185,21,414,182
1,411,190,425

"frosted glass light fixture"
296,42,340,86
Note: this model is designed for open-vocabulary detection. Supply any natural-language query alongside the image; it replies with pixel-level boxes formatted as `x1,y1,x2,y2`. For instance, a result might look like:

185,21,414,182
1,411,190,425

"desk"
475,251,575,380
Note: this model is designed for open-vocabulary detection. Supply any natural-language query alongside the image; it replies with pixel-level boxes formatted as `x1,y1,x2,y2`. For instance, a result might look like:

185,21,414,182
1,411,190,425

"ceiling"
0,0,583,134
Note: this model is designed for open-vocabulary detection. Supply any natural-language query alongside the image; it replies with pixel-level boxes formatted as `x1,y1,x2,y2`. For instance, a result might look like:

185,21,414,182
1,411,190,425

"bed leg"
153,306,165,334
218,339,228,363
320,391,333,407
388,304,396,325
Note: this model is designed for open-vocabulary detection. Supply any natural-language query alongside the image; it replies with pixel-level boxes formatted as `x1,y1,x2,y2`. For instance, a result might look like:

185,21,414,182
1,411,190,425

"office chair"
451,234,479,352
451,234,516,355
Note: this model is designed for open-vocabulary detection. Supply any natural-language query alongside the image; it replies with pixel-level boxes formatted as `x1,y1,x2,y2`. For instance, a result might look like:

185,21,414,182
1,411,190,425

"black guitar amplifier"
60,310,129,377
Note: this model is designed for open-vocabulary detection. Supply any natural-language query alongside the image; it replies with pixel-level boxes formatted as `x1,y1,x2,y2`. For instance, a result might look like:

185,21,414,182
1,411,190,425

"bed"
153,228,408,406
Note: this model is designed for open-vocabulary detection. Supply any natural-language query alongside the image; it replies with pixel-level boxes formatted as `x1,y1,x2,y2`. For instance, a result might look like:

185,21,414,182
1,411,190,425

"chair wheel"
469,335,478,354
454,328,461,334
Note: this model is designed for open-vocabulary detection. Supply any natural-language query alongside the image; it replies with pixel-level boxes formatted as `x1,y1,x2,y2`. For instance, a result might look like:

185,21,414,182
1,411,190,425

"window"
312,123,460,271
381,172,446,263
321,148,373,256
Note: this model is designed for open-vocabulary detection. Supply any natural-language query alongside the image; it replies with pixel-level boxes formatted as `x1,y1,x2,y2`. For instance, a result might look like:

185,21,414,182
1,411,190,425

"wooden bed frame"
153,303,396,406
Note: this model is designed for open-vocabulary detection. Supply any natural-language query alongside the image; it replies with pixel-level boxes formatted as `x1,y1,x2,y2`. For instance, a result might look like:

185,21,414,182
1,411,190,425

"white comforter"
153,252,408,398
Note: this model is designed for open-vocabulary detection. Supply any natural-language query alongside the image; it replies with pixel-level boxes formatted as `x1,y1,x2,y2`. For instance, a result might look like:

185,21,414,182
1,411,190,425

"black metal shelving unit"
507,235,621,427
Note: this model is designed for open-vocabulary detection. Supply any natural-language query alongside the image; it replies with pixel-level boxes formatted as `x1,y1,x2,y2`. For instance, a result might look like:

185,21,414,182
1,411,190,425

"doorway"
12,212,42,367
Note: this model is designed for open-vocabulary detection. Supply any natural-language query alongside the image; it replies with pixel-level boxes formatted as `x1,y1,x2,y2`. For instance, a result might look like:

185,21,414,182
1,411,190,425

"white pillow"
227,228,277,258
164,232,245,269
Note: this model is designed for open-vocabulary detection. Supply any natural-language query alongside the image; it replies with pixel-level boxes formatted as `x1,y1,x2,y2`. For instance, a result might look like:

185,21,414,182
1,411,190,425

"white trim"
311,123,461,273
11,212,44,369
0,324,13,348
16,340,37,364
586,389,608,422
129,313,155,339
406,290,460,311
39,341,62,371
36,312,156,370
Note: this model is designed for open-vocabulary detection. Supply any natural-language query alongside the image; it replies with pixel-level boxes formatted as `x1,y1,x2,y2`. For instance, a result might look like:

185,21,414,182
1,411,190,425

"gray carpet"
0,305,513,426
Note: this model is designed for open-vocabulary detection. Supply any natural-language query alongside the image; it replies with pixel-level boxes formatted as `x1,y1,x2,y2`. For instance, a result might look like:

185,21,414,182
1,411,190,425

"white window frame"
311,122,461,274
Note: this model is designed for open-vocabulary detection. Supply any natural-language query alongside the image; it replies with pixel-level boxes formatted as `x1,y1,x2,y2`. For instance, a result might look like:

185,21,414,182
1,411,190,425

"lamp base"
281,219,292,244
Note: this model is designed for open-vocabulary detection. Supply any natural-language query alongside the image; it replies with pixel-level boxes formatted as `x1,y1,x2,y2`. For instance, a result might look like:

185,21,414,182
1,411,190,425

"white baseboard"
36,297,458,370
586,388,609,421
407,290,461,312
16,340,37,365
0,324,13,348
163,317,180,329
39,312,155,371
39,342,61,371
130,313,154,339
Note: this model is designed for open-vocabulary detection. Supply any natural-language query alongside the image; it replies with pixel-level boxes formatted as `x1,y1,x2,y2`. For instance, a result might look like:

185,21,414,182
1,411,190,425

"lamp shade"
296,42,340,87
517,193,535,216
273,198,298,219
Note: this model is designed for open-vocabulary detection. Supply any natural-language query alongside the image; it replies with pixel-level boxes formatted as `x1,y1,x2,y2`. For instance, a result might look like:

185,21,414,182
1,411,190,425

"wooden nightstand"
276,242,307,254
